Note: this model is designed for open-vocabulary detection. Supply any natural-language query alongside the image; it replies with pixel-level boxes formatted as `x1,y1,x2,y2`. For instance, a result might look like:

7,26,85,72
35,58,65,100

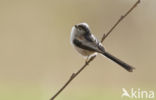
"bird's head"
74,23,90,35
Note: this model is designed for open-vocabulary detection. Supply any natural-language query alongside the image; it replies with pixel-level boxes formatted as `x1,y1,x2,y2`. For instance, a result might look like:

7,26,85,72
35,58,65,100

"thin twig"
101,0,140,42
50,56,96,100
50,0,140,100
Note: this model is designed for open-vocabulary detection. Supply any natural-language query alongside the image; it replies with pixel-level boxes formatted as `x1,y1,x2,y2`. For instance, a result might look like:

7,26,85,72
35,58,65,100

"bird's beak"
74,25,78,28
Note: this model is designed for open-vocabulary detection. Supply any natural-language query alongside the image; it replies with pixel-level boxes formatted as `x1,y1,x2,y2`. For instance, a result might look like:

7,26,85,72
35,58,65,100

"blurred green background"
0,0,156,100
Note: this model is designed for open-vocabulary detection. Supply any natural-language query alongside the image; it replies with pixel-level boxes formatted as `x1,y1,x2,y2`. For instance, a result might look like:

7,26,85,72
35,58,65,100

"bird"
70,23,135,72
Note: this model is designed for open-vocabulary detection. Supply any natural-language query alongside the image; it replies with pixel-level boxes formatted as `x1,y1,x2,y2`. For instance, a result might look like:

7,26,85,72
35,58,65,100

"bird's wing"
73,39,97,52
73,34,104,53
84,33,97,43
84,33,105,53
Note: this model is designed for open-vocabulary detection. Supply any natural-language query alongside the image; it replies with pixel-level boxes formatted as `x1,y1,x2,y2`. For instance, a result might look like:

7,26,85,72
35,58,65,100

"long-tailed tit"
70,23,135,72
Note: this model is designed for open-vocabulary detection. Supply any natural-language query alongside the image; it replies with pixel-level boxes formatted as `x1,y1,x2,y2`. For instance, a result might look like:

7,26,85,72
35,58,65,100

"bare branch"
50,0,140,100
50,56,96,100
101,0,140,42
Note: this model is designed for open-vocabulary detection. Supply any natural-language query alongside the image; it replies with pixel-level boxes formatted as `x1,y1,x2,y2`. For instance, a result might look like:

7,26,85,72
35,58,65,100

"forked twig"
50,0,140,100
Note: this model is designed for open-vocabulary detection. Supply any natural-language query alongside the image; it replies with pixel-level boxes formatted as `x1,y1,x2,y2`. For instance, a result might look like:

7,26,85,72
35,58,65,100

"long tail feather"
103,51,135,72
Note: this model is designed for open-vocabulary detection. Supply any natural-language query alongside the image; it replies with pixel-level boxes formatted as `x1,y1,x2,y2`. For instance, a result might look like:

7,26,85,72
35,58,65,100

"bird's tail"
102,51,135,72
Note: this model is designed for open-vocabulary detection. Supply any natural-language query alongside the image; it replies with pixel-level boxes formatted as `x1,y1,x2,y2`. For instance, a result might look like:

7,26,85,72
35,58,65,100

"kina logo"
121,88,155,99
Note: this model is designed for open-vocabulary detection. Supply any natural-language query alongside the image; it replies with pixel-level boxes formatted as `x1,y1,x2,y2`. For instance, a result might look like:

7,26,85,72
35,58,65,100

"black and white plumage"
70,23,135,72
